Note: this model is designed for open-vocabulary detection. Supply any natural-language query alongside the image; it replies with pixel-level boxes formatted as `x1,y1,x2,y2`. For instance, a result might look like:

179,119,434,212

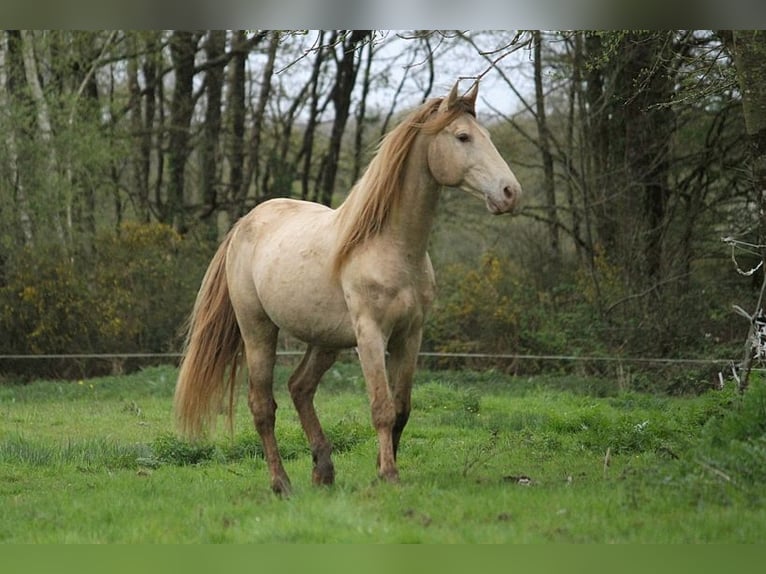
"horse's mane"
332,95,475,276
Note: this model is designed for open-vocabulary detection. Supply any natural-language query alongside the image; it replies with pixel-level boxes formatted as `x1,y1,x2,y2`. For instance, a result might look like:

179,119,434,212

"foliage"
690,375,766,485
151,433,218,466
0,30,758,382
149,417,372,467
0,223,210,377
427,253,524,357
421,248,583,366
424,241,746,385
1,242,93,356
92,222,209,353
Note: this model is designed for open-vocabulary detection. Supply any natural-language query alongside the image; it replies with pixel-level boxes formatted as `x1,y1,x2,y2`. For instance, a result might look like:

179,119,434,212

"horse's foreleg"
355,317,398,483
387,327,422,460
288,346,338,486
243,325,291,496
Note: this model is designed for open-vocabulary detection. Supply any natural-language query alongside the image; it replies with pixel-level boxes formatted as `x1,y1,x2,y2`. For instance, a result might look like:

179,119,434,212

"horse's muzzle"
486,184,522,215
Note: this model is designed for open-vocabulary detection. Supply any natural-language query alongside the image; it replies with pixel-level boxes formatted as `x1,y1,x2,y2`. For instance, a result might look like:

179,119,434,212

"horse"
174,81,522,495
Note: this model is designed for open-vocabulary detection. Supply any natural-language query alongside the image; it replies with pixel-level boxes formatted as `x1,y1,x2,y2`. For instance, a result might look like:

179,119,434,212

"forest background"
1,30,765,390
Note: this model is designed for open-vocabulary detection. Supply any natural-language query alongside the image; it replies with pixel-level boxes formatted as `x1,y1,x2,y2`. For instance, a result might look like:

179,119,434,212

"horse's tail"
174,227,243,439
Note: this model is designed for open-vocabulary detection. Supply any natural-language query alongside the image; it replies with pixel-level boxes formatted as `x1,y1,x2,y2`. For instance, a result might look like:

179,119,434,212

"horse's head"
426,81,522,215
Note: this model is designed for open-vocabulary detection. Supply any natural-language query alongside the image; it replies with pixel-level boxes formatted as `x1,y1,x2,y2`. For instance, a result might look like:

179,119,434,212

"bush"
425,251,607,372
424,247,744,387
91,222,209,354
1,243,93,356
425,253,525,368
152,432,217,466
0,223,211,378
663,377,766,500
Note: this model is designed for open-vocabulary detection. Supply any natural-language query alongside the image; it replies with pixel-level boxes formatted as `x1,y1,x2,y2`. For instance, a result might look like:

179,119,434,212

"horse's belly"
289,318,357,348
255,261,356,348
269,291,356,348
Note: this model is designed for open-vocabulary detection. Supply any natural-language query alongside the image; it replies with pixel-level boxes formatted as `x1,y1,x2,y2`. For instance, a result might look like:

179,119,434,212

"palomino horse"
174,81,522,495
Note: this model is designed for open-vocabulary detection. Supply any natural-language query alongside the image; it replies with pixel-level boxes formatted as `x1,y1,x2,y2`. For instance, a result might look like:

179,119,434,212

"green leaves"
0,223,209,378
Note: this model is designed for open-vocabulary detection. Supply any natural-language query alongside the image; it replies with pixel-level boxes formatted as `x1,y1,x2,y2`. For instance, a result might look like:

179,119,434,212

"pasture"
1,363,765,543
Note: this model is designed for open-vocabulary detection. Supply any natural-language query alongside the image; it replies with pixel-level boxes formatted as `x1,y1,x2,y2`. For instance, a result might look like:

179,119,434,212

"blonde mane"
332,96,475,275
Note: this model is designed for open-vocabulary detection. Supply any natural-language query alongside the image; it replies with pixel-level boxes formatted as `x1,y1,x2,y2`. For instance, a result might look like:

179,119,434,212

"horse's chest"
343,269,433,337
361,280,422,313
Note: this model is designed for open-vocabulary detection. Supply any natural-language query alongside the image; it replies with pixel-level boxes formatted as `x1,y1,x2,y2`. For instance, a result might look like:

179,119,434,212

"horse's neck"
387,137,440,260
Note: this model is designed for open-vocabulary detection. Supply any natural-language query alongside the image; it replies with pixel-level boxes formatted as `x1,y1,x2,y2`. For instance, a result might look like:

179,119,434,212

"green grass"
1,363,765,542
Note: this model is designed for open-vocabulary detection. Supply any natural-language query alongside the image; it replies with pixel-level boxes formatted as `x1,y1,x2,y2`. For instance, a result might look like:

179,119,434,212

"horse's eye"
457,133,471,143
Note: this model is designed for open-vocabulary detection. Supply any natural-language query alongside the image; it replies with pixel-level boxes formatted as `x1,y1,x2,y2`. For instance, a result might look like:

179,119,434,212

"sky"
4,1,765,28
266,31,533,125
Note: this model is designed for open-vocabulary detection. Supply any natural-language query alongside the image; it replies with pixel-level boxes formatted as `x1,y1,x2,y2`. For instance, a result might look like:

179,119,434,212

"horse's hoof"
312,465,335,487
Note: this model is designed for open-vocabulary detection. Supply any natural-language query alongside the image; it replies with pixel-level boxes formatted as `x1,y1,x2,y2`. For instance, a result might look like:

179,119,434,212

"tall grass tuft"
0,434,148,469
691,377,766,485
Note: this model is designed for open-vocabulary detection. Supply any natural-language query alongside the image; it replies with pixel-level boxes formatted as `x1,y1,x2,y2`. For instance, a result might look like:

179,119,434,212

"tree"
0,31,33,245
199,30,227,234
124,31,164,224
723,31,766,255
532,30,560,264
298,30,327,202
316,30,372,206
226,30,248,221
720,30,766,391
0,29,759,375
165,31,198,232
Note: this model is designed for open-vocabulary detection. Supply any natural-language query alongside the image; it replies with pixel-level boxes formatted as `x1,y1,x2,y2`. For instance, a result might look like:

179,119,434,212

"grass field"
1,362,765,543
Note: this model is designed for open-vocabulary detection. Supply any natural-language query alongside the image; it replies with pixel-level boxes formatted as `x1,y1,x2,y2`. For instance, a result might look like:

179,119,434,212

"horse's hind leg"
242,320,292,495
288,346,338,486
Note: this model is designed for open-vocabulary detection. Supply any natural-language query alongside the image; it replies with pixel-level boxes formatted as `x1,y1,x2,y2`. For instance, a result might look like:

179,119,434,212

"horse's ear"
438,82,460,113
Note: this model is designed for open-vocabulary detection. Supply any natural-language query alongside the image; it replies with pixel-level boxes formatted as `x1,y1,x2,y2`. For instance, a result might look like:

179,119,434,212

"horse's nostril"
503,186,513,200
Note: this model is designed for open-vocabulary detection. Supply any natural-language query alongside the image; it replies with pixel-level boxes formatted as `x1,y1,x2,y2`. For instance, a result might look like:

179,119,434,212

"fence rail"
0,351,739,366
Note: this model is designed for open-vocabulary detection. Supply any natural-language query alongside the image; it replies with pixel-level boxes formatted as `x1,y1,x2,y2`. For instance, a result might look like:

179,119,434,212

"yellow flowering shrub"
0,223,210,377
427,253,525,360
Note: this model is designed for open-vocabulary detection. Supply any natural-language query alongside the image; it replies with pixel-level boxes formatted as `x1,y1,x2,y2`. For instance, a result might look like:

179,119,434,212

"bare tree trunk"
583,32,615,258
0,31,33,245
317,30,371,207
267,72,310,198
141,32,161,222
20,31,54,146
166,31,197,232
352,38,374,184
565,32,584,262
144,32,164,222
722,30,766,392
247,31,279,203
127,33,150,222
227,30,247,221
573,32,602,305
726,31,766,254
624,32,673,285
20,30,65,242
299,31,326,201
533,30,560,263
584,32,673,287
67,31,109,244
200,30,226,236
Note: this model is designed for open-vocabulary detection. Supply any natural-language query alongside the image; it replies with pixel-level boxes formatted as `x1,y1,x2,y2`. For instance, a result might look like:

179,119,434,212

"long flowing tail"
174,228,242,438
